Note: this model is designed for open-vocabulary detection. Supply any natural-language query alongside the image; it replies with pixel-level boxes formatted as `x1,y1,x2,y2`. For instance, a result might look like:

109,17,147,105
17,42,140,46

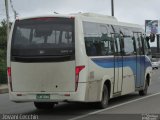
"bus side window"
134,33,141,55
144,35,151,55
120,27,134,56
123,36,135,56
137,33,144,55
85,38,97,56
83,22,101,56
111,25,123,56
132,36,137,55
100,24,114,56
139,34,145,55
111,33,122,56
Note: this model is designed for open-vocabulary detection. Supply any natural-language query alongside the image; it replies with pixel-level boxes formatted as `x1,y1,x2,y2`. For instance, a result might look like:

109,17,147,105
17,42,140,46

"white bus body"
7,13,152,109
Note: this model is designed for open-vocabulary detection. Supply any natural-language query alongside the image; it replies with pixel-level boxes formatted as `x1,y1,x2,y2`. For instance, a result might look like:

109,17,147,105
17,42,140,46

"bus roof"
16,12,143,29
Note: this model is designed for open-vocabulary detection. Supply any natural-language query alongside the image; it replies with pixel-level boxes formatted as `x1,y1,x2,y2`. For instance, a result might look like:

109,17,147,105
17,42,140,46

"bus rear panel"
8,17,87,102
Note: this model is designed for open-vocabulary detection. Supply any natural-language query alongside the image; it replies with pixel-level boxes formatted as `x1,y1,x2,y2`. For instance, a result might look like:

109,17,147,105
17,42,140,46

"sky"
0,0,160,46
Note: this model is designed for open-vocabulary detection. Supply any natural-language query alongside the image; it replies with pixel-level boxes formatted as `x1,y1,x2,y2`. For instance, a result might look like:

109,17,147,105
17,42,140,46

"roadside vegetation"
0,20,7,84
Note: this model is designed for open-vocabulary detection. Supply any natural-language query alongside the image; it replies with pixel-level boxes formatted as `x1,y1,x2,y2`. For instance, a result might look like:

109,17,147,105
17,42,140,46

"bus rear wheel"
139,81,148,96
34,102,56,110
96,85,109,109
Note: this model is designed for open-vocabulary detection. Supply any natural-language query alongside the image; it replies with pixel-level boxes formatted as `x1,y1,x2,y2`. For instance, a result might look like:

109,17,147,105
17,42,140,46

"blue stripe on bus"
91,56,152,87
91,56,151,71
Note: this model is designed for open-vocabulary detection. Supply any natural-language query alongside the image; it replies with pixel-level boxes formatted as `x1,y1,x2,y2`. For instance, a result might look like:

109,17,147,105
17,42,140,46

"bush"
0,20,8,84
0,61,7,84
0,36,7,49
0,49,7,84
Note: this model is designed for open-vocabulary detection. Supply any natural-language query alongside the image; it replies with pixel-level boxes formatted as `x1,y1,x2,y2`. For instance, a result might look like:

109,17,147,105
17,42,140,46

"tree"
0,20,7,49
0,20,7,84
0,19,7,34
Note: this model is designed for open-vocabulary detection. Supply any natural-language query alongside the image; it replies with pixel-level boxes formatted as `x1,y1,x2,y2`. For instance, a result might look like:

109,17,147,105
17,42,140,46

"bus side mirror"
150,34,155,42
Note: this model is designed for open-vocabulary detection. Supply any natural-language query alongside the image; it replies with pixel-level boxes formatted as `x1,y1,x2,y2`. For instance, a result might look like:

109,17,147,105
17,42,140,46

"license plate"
36,94,50,100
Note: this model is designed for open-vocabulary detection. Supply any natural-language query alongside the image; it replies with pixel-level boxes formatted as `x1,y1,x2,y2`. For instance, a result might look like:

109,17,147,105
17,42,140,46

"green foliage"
0,20,7,35
0,20,7,48
0,20,7,84
0,62,7,84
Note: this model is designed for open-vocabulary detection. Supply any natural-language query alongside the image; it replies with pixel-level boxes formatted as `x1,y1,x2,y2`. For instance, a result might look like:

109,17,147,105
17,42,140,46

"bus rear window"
11,17,75,60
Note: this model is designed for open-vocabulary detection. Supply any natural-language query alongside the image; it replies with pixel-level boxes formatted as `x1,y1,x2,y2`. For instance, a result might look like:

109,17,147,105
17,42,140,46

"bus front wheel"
139,81,148,96
34,102,56,110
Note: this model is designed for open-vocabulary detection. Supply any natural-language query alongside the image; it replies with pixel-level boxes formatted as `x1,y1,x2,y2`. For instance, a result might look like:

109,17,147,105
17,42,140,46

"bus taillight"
75,66,85,91
7,67,11,77
7,67,13,91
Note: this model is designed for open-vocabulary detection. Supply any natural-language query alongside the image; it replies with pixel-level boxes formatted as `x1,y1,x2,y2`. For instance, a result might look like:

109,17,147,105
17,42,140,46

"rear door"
112,33,123,93
134,32,144,88
11,17,76,92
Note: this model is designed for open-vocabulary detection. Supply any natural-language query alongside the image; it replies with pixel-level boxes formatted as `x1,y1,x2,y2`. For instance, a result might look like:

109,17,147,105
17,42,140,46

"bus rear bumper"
9,83,87,103
10,93,79,103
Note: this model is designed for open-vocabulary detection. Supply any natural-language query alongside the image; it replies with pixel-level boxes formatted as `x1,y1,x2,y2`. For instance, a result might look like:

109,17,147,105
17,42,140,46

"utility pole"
4,0,10,41
111,0,114,16
10,0,18,20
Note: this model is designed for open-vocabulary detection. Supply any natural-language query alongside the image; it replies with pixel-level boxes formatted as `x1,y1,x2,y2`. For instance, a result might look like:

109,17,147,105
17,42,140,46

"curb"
0,88,8,94
0,85,9,94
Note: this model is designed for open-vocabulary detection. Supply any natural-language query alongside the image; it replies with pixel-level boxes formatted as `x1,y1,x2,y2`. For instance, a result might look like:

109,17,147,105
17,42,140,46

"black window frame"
11,17,75,63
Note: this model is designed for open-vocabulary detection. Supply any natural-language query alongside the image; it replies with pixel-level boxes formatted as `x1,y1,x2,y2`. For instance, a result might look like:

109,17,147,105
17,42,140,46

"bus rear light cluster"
75,66,85,92
7,67,13,91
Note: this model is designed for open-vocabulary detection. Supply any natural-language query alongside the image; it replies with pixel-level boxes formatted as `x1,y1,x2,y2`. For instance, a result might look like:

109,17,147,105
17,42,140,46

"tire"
34,102,56,110
96,85,109,109
139,81,148,96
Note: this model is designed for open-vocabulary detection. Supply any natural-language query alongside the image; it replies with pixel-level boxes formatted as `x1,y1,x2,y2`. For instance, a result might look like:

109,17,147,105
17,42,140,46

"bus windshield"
11,17,75,58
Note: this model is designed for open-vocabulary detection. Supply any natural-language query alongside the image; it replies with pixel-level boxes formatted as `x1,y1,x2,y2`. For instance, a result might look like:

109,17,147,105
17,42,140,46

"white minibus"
7,13,152,109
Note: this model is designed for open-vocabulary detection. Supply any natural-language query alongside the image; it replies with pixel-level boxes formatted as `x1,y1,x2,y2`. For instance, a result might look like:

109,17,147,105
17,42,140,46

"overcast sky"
0,0,159,46
1,0,160,24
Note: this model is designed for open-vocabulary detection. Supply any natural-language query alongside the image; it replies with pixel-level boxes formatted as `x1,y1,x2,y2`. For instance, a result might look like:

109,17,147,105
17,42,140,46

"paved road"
0,69,160,120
